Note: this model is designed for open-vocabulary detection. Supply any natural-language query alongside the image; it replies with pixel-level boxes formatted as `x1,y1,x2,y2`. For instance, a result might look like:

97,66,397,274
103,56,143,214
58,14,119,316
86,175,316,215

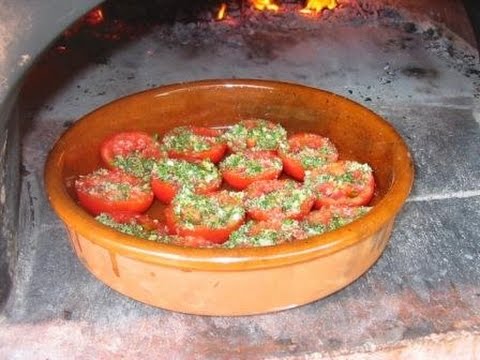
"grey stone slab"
375,104,480,197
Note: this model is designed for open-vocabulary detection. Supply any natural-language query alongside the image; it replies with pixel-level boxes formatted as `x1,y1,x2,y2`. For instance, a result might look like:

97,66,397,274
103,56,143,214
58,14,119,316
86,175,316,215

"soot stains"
401,66,439,79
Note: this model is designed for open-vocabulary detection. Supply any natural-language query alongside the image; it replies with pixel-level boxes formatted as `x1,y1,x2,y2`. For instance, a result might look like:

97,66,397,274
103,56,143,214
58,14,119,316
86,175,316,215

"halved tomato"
244,179,314,221
222,119,287,153
162,126,227,163
302,205,372,236
100,131,163,177
150,159,221,203
75,168,154,215
279,133,338,181
219,151,283,190
96,212,166,239
225,219,305,248
165,190,245,244
305,161,375,208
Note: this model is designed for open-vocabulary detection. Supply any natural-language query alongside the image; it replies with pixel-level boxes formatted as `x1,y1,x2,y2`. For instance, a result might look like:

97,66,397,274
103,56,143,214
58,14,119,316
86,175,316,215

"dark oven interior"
1,0,480,357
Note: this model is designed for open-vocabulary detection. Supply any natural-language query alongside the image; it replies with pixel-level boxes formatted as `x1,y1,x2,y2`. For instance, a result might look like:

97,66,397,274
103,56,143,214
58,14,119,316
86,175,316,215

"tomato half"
220,151,283,190
150,159,221,203
75,169,154,215
225,219,306,248
223,119,287,153
100,131,163,177
162,126,227,163
279,133,338,181
303,205,372,235
306,161,375,208
244,179,314,221
165,190,245,244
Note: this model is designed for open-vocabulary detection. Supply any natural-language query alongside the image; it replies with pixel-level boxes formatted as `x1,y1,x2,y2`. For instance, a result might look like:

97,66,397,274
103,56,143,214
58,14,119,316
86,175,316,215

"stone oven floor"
1,14,480,359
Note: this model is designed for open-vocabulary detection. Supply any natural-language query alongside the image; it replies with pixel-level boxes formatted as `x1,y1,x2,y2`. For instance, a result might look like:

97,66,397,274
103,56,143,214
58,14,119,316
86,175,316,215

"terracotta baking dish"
45,79,414,316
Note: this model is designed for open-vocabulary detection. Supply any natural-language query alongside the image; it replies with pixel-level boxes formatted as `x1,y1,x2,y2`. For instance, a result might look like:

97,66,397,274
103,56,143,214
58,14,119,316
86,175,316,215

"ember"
84,7,104,26
251,0,279,12
300,0,338,14
217,3,227,20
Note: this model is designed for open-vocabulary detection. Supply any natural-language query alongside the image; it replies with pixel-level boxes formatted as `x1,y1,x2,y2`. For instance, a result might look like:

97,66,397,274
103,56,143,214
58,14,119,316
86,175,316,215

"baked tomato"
75,168,154,215
165,190,245,244
161,126,226,163
100,131,163,178
279,133,338,181
95,212,166,239
225,218,305,248
150,159,221,204
302,205,372,237
219,150,283,190
244,179,314,221
305,161,375,208
96,212,211,246
222,119,287,153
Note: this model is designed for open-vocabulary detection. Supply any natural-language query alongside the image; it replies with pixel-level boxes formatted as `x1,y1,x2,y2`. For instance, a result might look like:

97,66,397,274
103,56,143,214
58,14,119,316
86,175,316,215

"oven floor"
1,15,480,358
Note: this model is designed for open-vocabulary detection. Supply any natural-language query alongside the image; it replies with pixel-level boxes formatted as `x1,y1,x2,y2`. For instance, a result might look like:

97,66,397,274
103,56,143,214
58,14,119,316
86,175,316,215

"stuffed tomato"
219,150,283,190
244,179,314,221
305,161,375,208
222,119,287,153
75,168,154,215
151,159,221,204
162,126,226,163
100,131,163,178
278,133,338,181
165,190,245,244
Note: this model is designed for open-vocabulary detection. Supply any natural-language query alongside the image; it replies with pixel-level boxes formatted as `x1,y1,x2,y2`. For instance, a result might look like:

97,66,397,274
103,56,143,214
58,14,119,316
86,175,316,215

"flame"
216,3,227,20
252,0,279,12
300,0,337,14
84,7,104,25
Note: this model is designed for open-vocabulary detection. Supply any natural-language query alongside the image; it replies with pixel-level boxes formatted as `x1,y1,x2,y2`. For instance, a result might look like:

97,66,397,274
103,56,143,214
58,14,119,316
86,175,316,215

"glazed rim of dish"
45,79,414,272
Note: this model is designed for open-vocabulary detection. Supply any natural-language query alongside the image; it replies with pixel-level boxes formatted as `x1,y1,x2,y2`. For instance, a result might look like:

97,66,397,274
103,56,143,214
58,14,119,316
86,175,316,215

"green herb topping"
96,213,160,241
223,120,287,151
220,152,282,176
112,153,157,179
162,127,217,153
152,159,220,190
173,190,245,229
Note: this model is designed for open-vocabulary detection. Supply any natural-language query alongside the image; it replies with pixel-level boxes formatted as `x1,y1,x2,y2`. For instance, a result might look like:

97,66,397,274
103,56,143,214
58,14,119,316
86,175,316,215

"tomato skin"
307,161,375,209
75,169,154,216
150,177,220,204
164,126,227,164
279,133,338,181
100,131,162,168
245,180,314,221
165,207,243,244
220,151,282,190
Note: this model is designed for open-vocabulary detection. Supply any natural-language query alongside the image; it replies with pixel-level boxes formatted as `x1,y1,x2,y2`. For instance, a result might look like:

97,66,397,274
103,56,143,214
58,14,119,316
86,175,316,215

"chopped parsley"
152,159,220,190
220,152,282,176
112,153,156,179
222,120,287,151
96,213,160,241
305,161,373,190
246,181,312,215
173,190,245,229
224,219,303,248
162,126,217,153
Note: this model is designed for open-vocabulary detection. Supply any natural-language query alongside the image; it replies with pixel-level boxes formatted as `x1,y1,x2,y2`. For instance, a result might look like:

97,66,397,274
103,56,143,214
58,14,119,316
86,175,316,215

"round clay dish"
45,79,414,316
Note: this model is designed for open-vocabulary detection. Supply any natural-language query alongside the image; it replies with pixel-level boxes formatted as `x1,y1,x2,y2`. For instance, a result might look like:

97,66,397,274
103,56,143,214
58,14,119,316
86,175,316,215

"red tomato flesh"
220,151,283,190
100,131,162,168
162,126,227,163
245,179,314,221
279,133,338,181
75,169,154,215
306,161,375,208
